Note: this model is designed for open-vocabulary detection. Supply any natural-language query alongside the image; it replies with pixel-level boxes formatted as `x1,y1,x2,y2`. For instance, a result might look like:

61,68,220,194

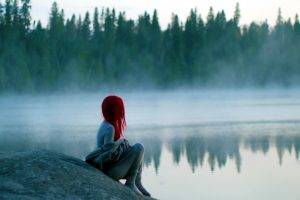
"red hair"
101,95,126,141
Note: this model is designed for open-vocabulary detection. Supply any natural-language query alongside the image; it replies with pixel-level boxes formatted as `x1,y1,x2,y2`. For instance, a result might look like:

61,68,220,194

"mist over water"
1,89,300,199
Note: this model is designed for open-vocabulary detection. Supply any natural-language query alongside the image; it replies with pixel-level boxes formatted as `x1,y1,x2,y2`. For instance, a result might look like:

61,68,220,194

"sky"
31,0,300,28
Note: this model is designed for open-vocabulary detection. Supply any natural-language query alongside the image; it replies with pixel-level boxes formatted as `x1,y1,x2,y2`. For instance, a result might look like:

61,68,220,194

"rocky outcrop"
0,150,155,200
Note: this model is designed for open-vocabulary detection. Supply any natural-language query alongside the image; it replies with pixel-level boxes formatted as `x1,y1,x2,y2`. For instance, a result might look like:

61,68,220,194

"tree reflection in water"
1,124,300,173
130,127,300,173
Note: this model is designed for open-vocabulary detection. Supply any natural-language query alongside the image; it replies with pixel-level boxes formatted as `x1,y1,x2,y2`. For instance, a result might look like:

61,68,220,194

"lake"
0,89,300,200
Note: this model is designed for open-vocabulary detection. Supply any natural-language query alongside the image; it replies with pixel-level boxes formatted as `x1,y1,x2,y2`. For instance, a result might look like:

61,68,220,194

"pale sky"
31,0,300,28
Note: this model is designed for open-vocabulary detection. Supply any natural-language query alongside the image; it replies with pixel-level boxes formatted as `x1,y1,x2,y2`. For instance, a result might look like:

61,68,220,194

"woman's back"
97,121,115,148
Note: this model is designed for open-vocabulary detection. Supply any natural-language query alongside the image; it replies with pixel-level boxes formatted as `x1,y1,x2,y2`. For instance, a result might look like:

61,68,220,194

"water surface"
0,89,300,200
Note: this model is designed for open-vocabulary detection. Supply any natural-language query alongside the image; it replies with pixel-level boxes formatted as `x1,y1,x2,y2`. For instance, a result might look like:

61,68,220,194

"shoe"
135,179,151,197
124,182,143,195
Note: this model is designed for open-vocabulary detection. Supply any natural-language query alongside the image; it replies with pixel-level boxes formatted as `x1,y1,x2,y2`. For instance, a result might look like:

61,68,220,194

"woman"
86,95,151,197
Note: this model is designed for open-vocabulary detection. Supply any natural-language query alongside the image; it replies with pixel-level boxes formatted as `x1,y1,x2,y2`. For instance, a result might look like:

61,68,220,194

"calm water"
0,89,300,200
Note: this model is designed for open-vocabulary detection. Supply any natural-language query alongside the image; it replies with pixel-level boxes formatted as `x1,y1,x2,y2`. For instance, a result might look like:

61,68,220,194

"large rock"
0,150,155,200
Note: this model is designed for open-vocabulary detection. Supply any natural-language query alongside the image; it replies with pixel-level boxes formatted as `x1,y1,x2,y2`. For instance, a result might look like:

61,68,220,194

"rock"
0,150,155,200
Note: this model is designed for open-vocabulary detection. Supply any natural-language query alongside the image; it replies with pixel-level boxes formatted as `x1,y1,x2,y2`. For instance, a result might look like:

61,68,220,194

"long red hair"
101,95,126,141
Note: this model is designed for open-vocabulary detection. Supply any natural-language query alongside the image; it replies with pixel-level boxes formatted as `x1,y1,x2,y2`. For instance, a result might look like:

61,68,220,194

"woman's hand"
123,138,130,149
115,138,130,148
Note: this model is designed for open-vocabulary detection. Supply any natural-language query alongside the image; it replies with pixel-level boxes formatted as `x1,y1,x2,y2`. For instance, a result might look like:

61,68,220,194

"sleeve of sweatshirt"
103,125,115,144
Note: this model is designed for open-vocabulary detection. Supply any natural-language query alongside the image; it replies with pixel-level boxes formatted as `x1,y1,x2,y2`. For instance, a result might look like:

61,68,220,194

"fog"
1,89,300,128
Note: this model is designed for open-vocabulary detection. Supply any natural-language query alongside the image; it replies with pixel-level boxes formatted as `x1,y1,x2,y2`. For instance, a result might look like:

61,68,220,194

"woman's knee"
132,143,144,154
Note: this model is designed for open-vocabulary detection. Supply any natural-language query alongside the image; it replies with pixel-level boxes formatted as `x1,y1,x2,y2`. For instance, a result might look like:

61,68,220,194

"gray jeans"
104,143,144,183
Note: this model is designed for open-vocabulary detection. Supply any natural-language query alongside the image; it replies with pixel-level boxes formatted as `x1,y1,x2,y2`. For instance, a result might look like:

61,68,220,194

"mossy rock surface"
0,150,155,200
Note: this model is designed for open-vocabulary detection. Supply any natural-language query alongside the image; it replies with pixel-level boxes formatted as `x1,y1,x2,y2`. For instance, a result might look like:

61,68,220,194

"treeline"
0,1,300,92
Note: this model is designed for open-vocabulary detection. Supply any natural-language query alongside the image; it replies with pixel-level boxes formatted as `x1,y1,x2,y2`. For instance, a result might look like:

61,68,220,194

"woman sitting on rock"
86,95,151,197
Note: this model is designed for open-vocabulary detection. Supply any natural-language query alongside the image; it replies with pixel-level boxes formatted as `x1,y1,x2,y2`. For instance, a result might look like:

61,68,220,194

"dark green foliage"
0,1,300,92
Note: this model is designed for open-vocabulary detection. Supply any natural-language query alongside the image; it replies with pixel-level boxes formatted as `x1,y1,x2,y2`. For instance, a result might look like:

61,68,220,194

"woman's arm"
103,126,115,144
